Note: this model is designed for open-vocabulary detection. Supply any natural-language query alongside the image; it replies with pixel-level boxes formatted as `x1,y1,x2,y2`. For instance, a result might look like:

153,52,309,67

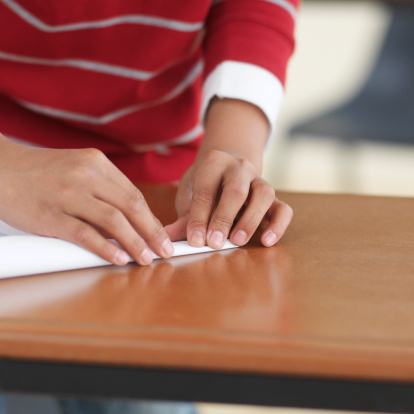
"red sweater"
0,0,298,182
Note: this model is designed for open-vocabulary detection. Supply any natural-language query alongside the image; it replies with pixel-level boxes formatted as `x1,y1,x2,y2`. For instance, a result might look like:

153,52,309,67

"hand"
165,149,293,248
0,136,174,265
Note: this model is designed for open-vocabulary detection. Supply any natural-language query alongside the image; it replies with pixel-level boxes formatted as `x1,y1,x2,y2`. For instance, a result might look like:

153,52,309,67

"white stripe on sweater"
0,50,155,81
130,124,203,153
16,60,204,125
6,124,203,154
1,0,203,32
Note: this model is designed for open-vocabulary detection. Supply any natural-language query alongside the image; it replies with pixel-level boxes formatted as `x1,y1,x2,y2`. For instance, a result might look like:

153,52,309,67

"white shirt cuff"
201,60,284,149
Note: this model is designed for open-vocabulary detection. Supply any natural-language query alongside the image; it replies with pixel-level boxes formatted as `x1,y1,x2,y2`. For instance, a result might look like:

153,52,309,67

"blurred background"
199,0,413,413
262,0,414,197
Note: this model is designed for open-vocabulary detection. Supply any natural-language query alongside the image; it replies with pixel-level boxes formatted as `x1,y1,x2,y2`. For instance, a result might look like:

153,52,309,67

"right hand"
0,135,174,266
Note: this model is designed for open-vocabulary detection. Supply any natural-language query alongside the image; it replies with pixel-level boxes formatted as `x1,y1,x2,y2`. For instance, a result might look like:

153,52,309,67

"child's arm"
165,0,298,247
0,134,174,266
166,97,293,248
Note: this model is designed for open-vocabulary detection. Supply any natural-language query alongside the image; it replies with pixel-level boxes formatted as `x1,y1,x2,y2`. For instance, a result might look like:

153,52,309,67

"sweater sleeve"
201,0,299,145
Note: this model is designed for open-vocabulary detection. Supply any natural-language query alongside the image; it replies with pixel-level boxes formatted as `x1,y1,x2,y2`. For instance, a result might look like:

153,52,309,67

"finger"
186,160,223,247
81,148,134,193
76,151,174,259
206,165,254,249
91,180,174,259
165,216,188,242
174,167,193,218
66,196,156,266
54,214,131,266
260,198,293,247
229,179,275,246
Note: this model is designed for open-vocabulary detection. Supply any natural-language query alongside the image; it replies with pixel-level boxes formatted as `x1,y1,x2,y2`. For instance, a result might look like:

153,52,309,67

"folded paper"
0,234,238,279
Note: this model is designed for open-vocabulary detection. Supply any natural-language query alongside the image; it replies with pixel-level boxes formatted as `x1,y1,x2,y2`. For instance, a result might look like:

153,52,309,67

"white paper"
0,232,238,279
0,219,30,237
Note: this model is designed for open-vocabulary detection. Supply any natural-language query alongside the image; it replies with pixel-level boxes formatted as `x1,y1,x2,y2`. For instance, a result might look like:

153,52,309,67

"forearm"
198,98,269,173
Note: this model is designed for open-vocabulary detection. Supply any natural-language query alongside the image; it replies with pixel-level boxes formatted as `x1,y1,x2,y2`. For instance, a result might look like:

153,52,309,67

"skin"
0,98,293,266
166,97,293,249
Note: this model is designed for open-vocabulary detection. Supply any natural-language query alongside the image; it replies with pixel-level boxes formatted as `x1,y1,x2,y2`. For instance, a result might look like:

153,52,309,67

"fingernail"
190,231,205,247
209,230,225,249
233,229,247,246
114,250,130,265
140,248,153,265
162,239,174,257
264,230,277,247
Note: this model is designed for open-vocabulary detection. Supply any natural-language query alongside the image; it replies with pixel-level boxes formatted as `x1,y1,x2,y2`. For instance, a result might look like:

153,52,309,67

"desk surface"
0,186,414,409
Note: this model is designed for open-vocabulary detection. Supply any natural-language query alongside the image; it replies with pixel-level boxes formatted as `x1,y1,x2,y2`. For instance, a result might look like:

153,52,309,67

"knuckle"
68,149,106,180
149,219,166,240
262,184,276,202
253,180,275,202
188,217,207,231
244,213,262,232
203,149,224,163
104,209,123,228
82,147,106,164
192,190,215,208
128,188,147,214
70,161,94,181
72,224,93,246
226,180,249,200
238,158,253,171
212,213,234,229
68,159,101,184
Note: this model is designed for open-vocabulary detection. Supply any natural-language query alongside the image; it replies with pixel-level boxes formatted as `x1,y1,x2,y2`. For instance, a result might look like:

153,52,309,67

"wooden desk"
1,186,414,412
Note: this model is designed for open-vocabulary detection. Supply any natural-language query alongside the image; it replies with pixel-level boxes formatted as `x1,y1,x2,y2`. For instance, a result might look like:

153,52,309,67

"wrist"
199,98,268,173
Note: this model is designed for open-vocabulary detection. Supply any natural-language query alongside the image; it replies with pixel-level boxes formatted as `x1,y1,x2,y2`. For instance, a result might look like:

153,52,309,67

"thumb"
167,167,193,241
175,167,193,217
165,215,189,242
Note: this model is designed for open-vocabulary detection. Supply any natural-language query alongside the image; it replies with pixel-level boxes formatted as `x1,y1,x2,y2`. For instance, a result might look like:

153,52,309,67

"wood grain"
0,185,414,383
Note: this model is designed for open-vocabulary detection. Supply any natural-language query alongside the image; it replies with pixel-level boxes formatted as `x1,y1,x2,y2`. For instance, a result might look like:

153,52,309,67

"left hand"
165,149,293,248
